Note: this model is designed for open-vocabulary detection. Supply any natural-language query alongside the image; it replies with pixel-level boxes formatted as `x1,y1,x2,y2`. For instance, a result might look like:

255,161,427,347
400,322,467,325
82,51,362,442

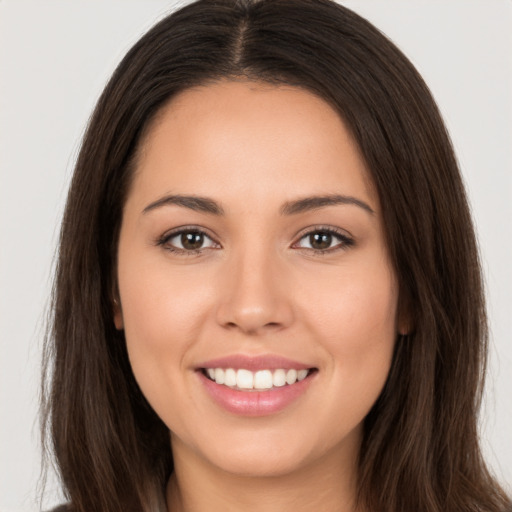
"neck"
166,433,362,512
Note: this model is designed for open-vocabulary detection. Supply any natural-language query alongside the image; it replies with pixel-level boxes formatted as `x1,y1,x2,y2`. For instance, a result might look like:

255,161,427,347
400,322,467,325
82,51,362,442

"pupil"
181,232,203,250
310,232,332,250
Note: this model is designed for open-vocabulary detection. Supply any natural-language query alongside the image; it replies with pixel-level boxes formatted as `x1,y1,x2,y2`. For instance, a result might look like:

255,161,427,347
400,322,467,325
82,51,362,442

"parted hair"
41,1,511,511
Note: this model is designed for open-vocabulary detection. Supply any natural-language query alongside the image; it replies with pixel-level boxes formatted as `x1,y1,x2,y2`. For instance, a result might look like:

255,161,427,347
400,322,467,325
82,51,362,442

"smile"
203,367,311,391
196,356,318,416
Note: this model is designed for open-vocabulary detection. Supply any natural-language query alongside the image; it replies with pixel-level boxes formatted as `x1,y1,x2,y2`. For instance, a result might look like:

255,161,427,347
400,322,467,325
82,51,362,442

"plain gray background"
1,1,511,510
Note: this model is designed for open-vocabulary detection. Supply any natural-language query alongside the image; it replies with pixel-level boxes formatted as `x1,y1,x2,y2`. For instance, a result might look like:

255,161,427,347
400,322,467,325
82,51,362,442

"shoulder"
46,506,70,512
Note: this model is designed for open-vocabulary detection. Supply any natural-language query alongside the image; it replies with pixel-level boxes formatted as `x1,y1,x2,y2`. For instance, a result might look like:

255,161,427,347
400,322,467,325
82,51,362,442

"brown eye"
309,232,332,250
181,231,204,250
161,229,218,253
295,228,354,253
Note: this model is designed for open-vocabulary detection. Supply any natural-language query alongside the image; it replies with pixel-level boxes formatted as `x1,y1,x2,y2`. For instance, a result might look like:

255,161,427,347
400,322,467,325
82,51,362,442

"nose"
215,247,295,336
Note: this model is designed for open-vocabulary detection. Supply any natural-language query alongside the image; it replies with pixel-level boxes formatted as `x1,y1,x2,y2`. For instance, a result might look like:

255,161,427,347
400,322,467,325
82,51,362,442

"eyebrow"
280,194,375,216
142,193,374,216
143,195,225,215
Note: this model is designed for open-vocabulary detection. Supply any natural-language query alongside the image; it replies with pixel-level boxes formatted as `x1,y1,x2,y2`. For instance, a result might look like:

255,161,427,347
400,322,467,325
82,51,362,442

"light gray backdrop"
1,1,511,510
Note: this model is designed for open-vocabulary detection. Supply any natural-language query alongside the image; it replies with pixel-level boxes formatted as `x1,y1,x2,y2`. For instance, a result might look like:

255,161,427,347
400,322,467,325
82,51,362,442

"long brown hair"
41,1,511,511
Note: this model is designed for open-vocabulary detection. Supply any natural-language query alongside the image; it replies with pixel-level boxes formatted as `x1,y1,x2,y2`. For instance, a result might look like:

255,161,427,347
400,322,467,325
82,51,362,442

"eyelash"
293,226,355,255
155,225,355,257
155,226,219,256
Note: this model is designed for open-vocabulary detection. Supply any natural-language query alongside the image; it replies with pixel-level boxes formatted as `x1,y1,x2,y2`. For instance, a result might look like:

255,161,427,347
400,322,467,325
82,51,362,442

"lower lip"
197,370,315,416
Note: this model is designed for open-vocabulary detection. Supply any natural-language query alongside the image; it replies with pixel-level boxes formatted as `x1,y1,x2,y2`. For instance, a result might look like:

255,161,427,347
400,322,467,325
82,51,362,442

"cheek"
302,260,398,385
117,250,216,395
306,262,397,323
121,262,215,337
294,264,398,446
123,273,206,345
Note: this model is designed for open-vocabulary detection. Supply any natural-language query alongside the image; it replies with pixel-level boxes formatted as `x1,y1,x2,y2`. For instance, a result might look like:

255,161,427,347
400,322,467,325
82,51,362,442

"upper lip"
196,354,315,372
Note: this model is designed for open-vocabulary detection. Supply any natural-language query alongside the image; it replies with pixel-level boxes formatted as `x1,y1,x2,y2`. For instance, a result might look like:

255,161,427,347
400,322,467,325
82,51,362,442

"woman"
41,0,511,511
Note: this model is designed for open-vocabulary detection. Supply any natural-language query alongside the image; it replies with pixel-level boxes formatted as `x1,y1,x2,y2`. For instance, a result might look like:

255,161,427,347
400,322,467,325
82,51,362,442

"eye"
294,228,354,253
157,228,219,254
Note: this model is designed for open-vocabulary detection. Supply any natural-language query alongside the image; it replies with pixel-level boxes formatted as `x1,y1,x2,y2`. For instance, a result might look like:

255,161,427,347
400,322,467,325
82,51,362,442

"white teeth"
254,370,273,390
224,368,237,387
285,369,297,385
297,369,308,381
214,368,225,385
272,369,286,387
206,367,311,390
236,369,254,389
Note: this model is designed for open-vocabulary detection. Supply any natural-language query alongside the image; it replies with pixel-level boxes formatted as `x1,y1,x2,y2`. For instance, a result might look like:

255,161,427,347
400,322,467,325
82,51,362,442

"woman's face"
116,81,403,477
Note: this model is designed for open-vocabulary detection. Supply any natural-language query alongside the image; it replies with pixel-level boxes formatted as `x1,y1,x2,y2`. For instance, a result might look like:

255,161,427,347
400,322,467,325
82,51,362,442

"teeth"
297,369,308,381
254,370,273,390
285,369,297,385
214,368,225,385
205,367,311,390
272,369,286,387
236,369,253,389
224,368,237,387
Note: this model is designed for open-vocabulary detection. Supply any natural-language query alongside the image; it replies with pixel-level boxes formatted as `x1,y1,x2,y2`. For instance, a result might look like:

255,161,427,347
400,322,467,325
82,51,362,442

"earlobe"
397,295,413,336
398,325,409,337
113,298,124,330
398,312,411,336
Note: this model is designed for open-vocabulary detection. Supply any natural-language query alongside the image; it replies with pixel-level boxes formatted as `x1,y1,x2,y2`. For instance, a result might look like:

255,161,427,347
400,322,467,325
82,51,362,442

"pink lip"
197,354,313,371
196,354,317,416
198,372,315,416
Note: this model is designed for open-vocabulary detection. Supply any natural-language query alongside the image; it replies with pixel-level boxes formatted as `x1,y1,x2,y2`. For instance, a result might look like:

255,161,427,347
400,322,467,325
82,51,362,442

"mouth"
201,367,317,391
196,356,318,416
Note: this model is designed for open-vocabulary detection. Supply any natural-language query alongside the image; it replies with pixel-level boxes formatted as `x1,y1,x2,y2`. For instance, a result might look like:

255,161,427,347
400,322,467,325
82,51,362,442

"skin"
115,80,406,512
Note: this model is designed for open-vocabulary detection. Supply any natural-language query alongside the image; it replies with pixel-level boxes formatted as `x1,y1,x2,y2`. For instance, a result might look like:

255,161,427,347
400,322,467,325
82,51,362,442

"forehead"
129,80,377,211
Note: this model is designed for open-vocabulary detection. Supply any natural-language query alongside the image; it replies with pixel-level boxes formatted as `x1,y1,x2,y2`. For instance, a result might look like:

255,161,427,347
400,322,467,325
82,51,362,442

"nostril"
222,320,283,334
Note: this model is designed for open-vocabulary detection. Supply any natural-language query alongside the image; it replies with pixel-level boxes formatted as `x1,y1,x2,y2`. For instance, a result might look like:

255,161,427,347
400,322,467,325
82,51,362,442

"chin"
207,445,312,478
192,425,352,479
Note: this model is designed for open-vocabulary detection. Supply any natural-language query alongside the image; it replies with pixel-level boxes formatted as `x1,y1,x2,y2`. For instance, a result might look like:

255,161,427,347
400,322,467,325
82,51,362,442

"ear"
397,292,414,336
398,317,410,336
113,297,124,330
